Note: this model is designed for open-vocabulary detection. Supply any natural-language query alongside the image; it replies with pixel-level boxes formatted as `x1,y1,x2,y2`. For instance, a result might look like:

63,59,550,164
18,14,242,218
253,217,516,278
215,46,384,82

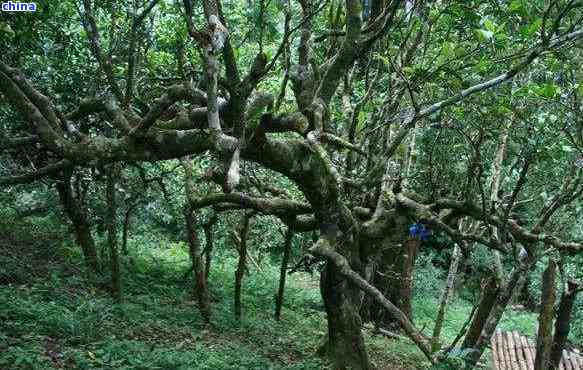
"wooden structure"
491,330,583,370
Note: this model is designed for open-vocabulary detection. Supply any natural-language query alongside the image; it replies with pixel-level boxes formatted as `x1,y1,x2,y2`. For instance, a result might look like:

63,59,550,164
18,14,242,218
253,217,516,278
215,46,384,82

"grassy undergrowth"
0,231,537,370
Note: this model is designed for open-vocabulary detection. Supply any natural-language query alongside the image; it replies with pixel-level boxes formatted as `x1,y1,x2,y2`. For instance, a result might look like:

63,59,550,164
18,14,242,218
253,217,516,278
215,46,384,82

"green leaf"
561,145,574,153
509,0,523,13
0,22,14,37
475,29,494,42
537,83,559,98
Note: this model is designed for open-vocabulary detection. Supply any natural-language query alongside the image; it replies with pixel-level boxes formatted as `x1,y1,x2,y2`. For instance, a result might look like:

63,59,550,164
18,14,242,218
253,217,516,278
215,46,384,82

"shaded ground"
0,229,427,370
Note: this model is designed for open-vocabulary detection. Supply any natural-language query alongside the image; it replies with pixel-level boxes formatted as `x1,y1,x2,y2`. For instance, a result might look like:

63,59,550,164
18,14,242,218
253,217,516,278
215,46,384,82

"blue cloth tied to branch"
409,223,432,241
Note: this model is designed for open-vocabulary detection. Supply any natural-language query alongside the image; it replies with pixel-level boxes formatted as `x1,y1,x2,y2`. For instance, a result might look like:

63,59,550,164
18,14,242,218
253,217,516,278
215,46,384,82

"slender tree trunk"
400,238,419,320
550,281,581,369
431,244,462,352
184,207,211,322
56,173,100,272
275,228,294,320
534,259,556,370
181,158,211,322
121,203,137,255
462,277,500,349
203,219,215,281
489,125,510,282
106,165,122,303
234,213,250,320
402,122,418,188
465,261,533,369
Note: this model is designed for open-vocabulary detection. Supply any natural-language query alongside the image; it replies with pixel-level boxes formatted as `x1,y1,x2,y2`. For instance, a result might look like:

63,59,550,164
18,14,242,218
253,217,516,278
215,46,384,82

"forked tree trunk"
106,165,122,303
56,173,100,273
461,277,500,349
234,213,250,320
534,259,556,370
431,244,462,351
550,280,581,369
275,228,294,320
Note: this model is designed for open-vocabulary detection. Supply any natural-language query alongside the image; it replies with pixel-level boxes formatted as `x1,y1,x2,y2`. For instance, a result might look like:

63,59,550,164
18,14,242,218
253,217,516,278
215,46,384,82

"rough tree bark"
361,212,417,328
275,228,294,320
181,159,211,322
184,207,211,322
550,280,581,369
465,260,534,369
534,259,557,370
461,277,500,349
56,172,100,273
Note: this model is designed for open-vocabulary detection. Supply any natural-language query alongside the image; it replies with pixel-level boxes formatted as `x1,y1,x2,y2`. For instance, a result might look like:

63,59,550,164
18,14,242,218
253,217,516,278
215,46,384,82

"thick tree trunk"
361,213,417,328
321,263,371,370
106,165,122,303
550,281,581,369
234,213,250,320
431,244,462,351
56,173,100,272
275,228,293,320
461,277,500,349
534,259,556,370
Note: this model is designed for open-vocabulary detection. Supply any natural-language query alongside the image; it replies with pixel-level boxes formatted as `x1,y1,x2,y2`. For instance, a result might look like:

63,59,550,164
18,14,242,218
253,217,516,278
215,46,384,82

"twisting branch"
0,160,72,186
0,135,39,150
132,84,206,134
0,62,68,154
189,192,313,217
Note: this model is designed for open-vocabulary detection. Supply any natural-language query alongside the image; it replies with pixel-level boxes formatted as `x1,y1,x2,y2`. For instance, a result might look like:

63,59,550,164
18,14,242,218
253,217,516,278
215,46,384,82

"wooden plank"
564,350,573,370
512,331,528,370
569,352,581,370
501,331,512,370
514,331,525,370
492,331,503,370
496,331,507,370
519,334,534,370
507,331,519,370
488,331,583,370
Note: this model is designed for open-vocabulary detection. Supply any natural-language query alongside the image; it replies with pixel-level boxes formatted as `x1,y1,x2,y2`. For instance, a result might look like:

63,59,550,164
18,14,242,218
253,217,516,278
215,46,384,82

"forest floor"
0,228,538,370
